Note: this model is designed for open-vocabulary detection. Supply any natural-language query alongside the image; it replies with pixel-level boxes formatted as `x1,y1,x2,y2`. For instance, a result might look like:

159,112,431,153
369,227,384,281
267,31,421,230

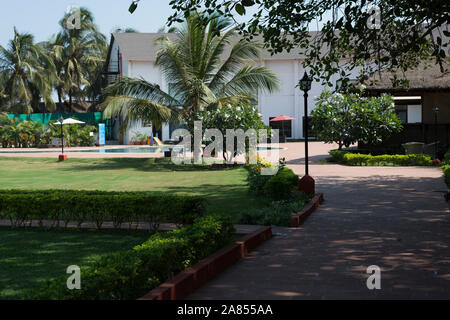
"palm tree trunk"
69,92,73,113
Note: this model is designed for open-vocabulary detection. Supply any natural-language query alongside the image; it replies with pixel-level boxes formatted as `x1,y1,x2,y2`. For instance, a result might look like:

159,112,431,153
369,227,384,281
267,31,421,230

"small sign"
99,124,106,145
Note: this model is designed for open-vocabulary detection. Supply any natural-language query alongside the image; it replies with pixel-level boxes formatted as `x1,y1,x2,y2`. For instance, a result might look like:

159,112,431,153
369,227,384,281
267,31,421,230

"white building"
105,33,351,143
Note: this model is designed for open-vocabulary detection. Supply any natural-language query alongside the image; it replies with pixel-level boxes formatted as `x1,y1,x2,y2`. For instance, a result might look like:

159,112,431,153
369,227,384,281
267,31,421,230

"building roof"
111,32,311,61
363,61,450,92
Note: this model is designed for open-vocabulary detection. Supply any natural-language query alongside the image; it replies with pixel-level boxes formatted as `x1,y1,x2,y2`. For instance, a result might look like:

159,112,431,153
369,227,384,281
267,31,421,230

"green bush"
328,149,348,163
238,192,310,226
328,151,432,166
0,190,206,229
444,150,450,165
443,165,450,186
30,215,235,300
264,167,299,200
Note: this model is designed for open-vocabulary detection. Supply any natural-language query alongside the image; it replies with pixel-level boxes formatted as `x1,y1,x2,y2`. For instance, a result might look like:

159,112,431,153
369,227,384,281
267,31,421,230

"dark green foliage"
30,215,234,300
0,190,206,229
311,91,402,150
247,165,272,194
238,192,310,227
264,167,299,200
166,2,448,90
444,149,450,165
328,150,432,166
443,165,450,186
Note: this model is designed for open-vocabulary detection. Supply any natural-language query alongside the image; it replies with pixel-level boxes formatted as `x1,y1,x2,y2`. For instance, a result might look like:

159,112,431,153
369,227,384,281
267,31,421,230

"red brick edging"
138,226,273,300
290,193,324,227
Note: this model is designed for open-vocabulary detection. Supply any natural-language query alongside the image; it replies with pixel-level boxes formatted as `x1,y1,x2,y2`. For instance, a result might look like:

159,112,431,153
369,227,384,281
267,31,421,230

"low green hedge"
264,167,299,200
30,215,235,300
0,190,206,229
328,150,432,166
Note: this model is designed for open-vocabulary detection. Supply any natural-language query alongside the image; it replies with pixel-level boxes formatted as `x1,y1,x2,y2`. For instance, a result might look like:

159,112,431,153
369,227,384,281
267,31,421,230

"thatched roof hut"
362,61,450,92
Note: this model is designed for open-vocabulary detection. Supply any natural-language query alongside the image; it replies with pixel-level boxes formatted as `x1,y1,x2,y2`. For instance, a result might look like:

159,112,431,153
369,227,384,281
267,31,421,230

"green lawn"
0,227,150,300
0,157,264,218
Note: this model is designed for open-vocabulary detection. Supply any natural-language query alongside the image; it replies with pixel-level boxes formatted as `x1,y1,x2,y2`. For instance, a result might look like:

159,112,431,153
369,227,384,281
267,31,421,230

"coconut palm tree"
101,12,279,134
0,74,9,112
47,8,107,110
0,28,55,113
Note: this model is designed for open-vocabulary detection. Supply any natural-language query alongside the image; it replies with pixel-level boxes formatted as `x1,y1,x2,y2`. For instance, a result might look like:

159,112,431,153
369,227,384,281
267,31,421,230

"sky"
0,0,176,47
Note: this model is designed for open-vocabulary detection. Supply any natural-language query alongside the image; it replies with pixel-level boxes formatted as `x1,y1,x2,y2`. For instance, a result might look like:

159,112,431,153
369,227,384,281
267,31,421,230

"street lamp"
432,106,439,159
299,71,312,175
298,71,315,195
59,116,64,155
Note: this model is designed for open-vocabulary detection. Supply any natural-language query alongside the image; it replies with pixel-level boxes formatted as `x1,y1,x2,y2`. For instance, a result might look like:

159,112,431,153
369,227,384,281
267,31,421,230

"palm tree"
47,8,107,111
101,12,279,136
0,73,9,112
0,28,55,114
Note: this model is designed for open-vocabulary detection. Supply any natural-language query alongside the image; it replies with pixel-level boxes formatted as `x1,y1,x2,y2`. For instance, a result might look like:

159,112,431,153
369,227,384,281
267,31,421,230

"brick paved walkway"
188,142,450,299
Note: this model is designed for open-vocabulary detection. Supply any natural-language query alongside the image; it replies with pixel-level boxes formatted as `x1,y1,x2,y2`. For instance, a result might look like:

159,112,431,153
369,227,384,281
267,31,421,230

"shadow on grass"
0,228,150,300
56,158,245,173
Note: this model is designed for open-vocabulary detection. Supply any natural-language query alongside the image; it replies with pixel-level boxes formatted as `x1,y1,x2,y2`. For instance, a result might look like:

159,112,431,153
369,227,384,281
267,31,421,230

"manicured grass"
0,157,264,217
0,227,150,300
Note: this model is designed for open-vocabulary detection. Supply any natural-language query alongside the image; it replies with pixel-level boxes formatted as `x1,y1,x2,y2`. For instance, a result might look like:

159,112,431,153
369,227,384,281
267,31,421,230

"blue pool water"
0,146,283,154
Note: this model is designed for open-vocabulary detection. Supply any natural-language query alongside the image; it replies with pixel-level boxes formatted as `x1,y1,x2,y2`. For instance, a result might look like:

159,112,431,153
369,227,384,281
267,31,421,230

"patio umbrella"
54,118,86,125
54,117,86,154
270,115,295,140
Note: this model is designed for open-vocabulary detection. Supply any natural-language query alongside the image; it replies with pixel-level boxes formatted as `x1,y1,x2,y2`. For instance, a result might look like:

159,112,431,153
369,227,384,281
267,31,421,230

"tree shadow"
188,174,450,299
59,158,244,173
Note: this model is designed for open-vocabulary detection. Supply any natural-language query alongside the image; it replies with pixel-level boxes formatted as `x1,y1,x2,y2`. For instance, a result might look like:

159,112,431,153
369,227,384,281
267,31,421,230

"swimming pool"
0,146,178,154
0,146,284,154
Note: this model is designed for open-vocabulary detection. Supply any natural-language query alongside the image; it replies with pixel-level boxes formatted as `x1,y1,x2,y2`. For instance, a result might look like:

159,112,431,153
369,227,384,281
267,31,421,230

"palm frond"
217,65,280,98
100,95,180,128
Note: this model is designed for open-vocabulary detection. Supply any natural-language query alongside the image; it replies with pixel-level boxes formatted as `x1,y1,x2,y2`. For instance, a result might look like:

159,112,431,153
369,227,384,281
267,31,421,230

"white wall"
118,55,348,141
123,60,170,143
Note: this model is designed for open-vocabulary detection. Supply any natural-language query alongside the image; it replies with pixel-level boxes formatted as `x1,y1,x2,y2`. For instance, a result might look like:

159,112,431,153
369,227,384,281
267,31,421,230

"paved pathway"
188,142,450,299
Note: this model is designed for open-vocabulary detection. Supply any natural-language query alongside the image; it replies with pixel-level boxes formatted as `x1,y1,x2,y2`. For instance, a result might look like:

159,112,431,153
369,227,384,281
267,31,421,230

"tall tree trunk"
69,91,73,113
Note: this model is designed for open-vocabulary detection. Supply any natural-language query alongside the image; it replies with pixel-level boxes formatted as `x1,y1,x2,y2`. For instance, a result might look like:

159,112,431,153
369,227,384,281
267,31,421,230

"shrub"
30,215,235,300
311,90,402,150
327,151,433,166
0,190,206,229
238,192,310,226
443,165,450,186
444,149,450,165
328,149,348,163
246,156,275,194
264,167,299,200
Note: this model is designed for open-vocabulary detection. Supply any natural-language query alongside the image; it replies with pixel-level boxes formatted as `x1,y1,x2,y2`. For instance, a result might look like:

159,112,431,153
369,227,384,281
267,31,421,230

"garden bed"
290,193,324,227
0,157,264,218
328,150,433,166
0,227,150,300
24,215,235,300
139,226,272,300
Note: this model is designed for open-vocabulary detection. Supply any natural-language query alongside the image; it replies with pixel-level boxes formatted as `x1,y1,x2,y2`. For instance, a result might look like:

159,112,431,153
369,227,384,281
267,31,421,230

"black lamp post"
299,71,313,175
297,71,315,196
59,116,64,155
432,106,439,159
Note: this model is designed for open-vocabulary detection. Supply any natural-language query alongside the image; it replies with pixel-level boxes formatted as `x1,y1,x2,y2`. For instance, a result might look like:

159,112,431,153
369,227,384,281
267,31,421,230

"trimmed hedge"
264,167,299,200
30,215,235,300
0,190,206,229
328,150,432,166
